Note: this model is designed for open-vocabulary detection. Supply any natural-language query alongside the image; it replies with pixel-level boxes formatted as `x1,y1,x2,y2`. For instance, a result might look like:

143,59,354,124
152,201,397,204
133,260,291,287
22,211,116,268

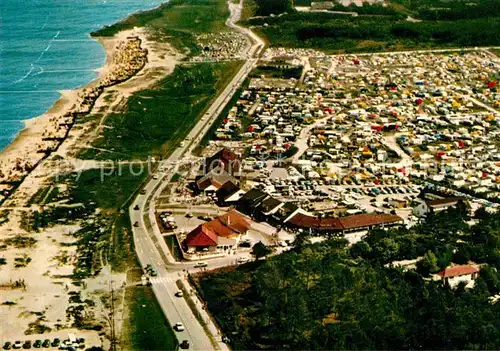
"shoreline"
0,29,150,204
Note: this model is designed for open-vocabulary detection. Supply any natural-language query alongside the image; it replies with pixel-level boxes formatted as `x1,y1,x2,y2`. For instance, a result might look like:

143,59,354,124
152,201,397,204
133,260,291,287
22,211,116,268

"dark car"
133,221,139,227
22,341,31,349
133,205,139,210
33,340,41,349
41,340,50,348
3,342,12,350
180,340,190,349
51,339,60,348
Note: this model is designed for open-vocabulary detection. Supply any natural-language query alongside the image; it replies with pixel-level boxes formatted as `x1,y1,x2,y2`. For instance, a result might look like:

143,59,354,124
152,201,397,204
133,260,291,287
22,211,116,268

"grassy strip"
79,61,244,161
121,285,178,351
164,235,183,261
91,0,230,54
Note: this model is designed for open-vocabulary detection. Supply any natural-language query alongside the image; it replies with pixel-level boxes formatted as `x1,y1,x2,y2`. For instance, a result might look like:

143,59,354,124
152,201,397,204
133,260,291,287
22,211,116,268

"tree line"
197,209,500,349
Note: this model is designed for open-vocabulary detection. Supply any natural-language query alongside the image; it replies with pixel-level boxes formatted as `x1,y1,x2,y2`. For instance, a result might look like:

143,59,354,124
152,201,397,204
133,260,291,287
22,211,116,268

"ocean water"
0,0,167,151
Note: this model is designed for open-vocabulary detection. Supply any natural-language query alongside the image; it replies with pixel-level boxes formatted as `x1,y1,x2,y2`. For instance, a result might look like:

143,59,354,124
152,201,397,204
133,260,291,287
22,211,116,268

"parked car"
51,339,60,348
237,256,250,264
12,341,22,350
22,341,30,350
3,342,12,350
175,290,184,297
194,262,208,268
41,340,50,348
180,340,190,349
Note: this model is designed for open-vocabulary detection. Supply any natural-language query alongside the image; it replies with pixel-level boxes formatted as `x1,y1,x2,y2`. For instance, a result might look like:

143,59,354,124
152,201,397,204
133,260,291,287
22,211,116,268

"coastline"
0,31,116,160
0,24,181,342
0,29,154,204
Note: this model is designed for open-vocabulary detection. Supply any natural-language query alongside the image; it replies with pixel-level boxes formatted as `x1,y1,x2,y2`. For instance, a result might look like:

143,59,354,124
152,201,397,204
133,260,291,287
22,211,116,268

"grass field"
92,0,230,54
68,167,148,211
121,285,178,351
79,61,243,161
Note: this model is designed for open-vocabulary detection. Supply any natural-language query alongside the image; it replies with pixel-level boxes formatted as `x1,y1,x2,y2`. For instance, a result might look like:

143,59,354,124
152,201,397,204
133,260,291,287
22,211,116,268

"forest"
195,209,500,349
244,0,500,53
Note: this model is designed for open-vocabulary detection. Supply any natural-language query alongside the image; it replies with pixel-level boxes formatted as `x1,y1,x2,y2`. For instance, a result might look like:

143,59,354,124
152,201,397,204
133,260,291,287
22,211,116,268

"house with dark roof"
204,147,241,176
258,196,284,216
196,167,238,193
237,188,270,215
216,181,245,205
182,210,251,255
435,264,480,288
275,202,303,222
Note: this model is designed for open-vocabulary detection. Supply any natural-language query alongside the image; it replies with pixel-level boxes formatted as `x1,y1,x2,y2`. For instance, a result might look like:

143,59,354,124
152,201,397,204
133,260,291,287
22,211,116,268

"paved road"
129,1,263,350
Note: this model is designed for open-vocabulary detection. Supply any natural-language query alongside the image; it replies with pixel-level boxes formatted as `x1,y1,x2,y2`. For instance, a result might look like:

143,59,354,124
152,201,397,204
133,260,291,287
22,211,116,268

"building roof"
426,197,464,208
205,147,241,174
288,212,403,231
339,213,403,230
216,181,241,202
437,265,479,278
196,168,237,191
259,196,282,214
288,213,342,229
204,209,251,237
239,188,269,208
184,224,218,247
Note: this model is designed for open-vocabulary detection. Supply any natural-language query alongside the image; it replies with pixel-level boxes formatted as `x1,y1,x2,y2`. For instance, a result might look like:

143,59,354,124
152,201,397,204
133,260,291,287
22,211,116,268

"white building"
435,264,480,289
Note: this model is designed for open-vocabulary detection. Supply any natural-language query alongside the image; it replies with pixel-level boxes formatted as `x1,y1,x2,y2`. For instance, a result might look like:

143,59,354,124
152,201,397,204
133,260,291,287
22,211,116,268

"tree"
251,241,273,260
417,250,440,276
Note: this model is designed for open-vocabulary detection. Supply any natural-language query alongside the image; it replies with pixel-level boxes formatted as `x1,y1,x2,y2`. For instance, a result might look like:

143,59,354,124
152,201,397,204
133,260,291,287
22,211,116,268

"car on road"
180,142,185,147
51,339,60,348
180,340,190,349
133,205,139,210
194,262,208,268
140,189,147,195
174,322,185,331
185,213,193,218
3,342,12,350
133,221,139,227
153,174,159,180
175,290,184,297
237,256,250,264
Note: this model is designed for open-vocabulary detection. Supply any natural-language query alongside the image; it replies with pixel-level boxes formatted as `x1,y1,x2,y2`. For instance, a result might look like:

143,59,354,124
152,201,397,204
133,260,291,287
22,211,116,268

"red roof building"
436,265,479,279
435,264,480,289
184,225,218,247
287,212,403,233
183,210,251,254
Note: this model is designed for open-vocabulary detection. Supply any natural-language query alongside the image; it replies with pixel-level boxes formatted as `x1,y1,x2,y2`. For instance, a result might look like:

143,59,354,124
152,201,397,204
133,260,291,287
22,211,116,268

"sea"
0,0,167,151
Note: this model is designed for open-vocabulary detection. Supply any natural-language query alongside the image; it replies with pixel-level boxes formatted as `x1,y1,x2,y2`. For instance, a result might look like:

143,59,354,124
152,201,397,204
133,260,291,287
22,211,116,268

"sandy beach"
0,26,181,342
0,27,177,205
